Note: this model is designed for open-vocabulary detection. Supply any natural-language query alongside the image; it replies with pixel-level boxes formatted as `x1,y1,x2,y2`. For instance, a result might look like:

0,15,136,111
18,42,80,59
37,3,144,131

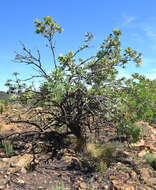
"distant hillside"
0,91,10,100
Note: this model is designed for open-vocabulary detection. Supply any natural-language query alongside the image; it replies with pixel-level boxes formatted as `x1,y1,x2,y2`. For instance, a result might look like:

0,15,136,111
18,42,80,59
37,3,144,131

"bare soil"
0,111,156,190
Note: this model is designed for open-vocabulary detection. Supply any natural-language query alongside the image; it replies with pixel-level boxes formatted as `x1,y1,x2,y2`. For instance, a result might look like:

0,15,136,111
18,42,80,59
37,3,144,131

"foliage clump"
87,142,116,161
1,140,14,157
87,142,117,172
144,153,156,166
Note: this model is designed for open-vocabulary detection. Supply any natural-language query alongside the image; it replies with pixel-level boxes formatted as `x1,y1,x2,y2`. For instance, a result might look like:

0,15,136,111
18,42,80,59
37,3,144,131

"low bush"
87,142,117,168
144,153,156,166
2,140,14,156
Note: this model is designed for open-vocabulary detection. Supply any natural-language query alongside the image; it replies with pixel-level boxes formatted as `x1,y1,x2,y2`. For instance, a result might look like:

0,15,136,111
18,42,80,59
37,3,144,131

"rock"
149,178,156,185
79,182,88,189
152,123,156,127
103,185,109,190
17,179,25,184
21,167,27,174
91,182,100,190
133,139,145,147
0,160,10,170
151,159,156,170
9,154,33,168
138,150,147,157
0,178,8,189
150,134,156,140
38,186,44,190
1,158,10,162
0,154,33,169
150,127,156,135
144,187,154,190
124,185,135,190
7,167,19,174
112,180,121,189
140,168,150,182
140,168,156,185
0,185,6,190
112,180,135,190
131,170,137,179
0,154,34,175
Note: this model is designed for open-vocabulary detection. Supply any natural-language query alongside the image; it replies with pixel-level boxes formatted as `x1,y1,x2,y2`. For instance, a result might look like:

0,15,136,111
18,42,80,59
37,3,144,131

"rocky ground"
0,111,156,189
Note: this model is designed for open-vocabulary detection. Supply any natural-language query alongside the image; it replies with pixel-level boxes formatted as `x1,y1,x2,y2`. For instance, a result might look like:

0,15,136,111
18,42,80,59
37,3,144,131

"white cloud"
125,16,135,25
141,18,156,43
121,14,136,27
129,33,144,43
144,28,156,41
151,68,156,72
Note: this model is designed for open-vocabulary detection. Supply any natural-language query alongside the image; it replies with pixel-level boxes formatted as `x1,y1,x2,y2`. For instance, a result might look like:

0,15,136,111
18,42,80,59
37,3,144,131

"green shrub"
96,161,107,172
0,105,3,114
2,140,14,156
125,124,142,143
144,153,156,166
119,75,156,125
87,142,116,164
0,125,2,134
51,182,67,190
3,100,9,110
24,162,35,172
6,16,143,150
99,143,116,160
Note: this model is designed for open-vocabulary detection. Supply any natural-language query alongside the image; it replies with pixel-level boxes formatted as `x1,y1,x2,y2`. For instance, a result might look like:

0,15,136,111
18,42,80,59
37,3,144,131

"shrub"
87,142,116,164
0,105,3,114
6,16,143,151
24,162,35,172
118,75,156,125
96,161,107,172
144,153,156,166
51,182,66,190
2,140,14,156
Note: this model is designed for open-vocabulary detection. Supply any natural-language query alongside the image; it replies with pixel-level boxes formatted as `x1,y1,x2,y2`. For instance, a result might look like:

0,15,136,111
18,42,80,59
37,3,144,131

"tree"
6,16,142,151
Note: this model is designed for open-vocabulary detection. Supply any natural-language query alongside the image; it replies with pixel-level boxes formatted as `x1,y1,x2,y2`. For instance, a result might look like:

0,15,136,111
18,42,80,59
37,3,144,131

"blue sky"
1,0,156,91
